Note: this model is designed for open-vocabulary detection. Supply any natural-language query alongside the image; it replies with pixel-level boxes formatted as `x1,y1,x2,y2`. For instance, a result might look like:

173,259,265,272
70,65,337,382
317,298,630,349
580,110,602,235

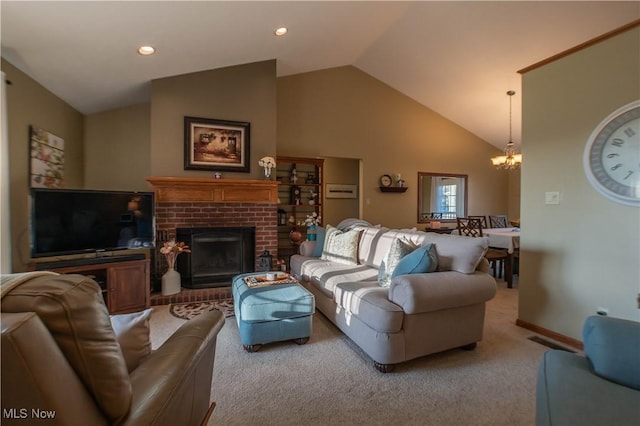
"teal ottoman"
232,272,315,352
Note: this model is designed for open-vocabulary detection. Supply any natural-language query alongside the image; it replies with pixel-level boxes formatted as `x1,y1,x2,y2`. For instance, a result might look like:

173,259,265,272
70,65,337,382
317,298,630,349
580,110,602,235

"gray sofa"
536,315,640,426
290,225,497,372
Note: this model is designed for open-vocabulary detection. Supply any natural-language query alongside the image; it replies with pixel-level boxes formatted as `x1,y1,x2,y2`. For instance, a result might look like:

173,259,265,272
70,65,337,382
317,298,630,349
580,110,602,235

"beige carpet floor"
149,279,551,425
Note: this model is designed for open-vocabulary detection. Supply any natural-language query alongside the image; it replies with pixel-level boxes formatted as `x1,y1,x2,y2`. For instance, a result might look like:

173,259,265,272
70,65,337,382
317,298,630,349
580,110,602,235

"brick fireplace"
147,177,278,288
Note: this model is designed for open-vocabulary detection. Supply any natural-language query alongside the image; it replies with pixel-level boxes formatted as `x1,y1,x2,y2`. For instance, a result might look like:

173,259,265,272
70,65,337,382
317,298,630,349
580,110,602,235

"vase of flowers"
304,212,321,241
159,239,191,296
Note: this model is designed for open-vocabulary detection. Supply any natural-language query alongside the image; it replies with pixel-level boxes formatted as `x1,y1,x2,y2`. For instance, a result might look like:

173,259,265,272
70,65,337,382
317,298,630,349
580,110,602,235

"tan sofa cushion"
334,282,404,333
1,273,132,423
294,257,378,297
421,233,489,273
356,227,488,274
357,226,388,266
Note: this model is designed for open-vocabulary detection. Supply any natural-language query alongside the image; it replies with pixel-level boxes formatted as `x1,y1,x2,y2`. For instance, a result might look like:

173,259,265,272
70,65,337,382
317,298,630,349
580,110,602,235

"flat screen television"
30,188,155,258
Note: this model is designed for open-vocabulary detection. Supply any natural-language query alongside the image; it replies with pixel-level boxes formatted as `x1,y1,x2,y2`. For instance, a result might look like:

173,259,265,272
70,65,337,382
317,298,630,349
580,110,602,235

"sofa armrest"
388,271,496,314
123,309,225,426
536,350,640,426
299,240,316,257
583,315,640,391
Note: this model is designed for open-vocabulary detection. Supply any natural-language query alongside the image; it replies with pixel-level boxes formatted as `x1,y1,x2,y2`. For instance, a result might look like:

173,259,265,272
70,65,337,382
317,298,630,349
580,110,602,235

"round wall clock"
583,100,640,206
380,174,393,187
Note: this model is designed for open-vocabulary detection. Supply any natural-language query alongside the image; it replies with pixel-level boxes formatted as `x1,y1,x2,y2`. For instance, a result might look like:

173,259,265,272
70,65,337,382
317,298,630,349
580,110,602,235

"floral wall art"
30,126,64,188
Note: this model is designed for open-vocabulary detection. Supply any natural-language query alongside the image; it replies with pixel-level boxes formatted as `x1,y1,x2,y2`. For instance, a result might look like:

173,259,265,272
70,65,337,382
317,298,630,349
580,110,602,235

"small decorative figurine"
258,156,276,179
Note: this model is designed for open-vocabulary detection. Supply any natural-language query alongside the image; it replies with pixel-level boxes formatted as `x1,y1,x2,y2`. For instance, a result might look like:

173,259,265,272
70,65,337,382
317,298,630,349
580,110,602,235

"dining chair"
457,217,508,279
468,215,488,229
456,217,484,237
489,214,509,228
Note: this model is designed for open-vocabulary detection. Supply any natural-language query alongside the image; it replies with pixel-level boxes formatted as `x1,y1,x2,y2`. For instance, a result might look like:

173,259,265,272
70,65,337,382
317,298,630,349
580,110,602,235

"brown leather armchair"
1,272,225,425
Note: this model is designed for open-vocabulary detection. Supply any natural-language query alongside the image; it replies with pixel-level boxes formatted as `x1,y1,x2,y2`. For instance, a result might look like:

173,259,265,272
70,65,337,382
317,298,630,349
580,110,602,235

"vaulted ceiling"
2,1,638,149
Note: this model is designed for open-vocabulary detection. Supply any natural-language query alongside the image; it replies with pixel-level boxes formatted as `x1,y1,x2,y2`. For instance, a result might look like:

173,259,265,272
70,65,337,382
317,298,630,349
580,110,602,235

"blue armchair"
536,315,640,425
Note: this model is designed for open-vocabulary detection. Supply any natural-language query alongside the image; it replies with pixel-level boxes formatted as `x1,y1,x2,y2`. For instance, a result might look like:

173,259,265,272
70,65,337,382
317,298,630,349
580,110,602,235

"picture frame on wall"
184,116,250,172
29,126,64,188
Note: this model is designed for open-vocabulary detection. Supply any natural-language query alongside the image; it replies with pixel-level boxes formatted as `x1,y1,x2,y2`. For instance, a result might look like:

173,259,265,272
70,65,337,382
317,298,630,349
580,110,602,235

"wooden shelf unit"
276,156,324,269
42,258,150,314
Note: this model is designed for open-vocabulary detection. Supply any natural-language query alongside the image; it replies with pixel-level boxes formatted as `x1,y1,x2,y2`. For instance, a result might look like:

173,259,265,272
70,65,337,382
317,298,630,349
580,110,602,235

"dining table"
452,227,520,288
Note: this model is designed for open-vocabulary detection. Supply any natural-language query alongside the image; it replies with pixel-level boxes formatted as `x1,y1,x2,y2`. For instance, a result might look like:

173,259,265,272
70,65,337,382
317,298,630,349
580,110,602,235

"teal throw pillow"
378,237,417,288
311,226,326,257
391,243,438,278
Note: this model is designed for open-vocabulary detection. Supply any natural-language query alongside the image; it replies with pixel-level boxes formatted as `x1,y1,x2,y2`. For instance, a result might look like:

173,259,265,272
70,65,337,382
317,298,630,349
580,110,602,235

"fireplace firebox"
176,227,255,288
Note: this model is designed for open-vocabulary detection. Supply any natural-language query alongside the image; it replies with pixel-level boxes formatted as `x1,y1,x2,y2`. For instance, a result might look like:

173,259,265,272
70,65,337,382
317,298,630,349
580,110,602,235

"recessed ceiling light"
274,27,288,36
137,46,155,56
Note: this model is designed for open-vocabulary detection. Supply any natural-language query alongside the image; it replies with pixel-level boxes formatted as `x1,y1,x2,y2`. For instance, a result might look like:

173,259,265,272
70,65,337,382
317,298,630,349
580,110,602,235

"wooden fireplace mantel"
147,177,279,203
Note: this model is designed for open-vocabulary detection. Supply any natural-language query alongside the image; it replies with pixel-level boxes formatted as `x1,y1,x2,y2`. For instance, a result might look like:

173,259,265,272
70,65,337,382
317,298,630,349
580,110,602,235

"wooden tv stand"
34,257,150,314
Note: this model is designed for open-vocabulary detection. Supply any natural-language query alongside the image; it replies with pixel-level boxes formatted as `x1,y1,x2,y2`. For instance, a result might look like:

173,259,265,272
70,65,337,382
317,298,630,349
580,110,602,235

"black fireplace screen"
176,227,255,288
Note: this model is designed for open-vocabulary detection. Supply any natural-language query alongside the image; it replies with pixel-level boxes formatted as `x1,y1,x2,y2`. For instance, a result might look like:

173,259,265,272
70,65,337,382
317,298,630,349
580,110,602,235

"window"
437,181,458,219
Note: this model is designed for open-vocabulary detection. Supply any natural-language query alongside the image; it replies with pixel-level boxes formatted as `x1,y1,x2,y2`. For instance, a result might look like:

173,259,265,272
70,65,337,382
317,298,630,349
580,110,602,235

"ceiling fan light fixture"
274,27,288,36
491,90,522,170
137,45,155,56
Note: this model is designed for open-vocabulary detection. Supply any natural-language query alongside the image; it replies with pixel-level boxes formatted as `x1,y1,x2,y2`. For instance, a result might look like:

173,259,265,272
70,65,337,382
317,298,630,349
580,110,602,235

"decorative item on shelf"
308,189,317,205
288,215,295,225
306,174,316,184
304,212,321,241
380,175,408,192
290,164,298,184
278,209,287,226
258,250,273,271
159,239,191,296
290,186,302,205
380,174,393,187
379,174,406,192
213,172,222,179
491,90,522,170
289,228,303,245
277,258,287,272
258,156,276,179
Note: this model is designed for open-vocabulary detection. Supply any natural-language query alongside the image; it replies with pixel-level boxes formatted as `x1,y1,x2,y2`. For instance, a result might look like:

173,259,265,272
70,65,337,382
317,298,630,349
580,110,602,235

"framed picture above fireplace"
184,116,250,172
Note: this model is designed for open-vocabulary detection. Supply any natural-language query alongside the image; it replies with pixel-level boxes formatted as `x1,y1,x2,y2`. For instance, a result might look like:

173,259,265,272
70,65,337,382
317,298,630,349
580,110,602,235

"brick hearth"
150,286,232,306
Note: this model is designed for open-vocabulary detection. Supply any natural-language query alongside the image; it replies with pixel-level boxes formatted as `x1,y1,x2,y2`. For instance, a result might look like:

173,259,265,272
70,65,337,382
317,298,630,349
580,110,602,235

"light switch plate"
545,191,560,205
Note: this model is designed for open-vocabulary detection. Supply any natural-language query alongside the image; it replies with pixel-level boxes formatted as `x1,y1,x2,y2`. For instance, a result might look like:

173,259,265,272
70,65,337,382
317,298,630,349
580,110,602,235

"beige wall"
150,60,277,180
1,59,84,272
84,103,151,191
277,66,510,229
2,57,514,272
519,27,640,339
508,170,521,222
322,157,360,226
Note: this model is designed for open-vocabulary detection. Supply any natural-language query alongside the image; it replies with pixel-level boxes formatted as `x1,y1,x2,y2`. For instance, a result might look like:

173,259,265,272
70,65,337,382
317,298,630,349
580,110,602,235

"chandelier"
491,90,522,170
